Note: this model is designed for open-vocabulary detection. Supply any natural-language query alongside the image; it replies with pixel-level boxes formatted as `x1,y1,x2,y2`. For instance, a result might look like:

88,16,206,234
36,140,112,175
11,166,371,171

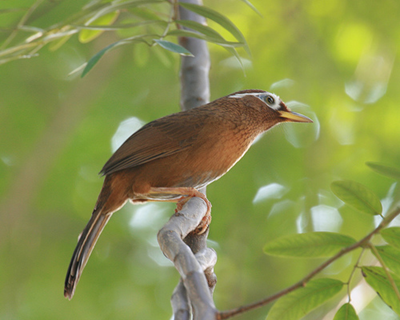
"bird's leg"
148,187,212,234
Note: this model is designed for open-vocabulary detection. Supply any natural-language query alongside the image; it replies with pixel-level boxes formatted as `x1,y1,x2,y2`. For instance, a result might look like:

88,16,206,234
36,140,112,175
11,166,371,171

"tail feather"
64,208,112,300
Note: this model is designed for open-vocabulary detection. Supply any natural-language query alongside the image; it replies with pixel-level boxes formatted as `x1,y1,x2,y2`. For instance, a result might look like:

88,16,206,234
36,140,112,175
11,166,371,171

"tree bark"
156,1,217,319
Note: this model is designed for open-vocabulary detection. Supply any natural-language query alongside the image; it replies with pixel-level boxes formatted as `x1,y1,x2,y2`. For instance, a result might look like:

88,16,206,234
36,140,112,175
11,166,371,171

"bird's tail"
64,187,113,300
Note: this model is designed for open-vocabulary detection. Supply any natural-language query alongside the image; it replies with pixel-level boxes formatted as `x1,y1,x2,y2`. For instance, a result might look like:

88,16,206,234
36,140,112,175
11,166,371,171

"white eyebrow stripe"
229,92,263,99
271,94,280,101
229,92,282,110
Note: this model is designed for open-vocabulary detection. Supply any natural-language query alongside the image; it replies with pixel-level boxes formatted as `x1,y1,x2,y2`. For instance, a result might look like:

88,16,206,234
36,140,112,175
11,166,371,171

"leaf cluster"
0,0,251,76
261,163,400,320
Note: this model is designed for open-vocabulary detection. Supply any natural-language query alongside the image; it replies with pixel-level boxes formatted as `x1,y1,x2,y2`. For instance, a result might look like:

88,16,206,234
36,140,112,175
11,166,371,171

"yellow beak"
278,110,313,123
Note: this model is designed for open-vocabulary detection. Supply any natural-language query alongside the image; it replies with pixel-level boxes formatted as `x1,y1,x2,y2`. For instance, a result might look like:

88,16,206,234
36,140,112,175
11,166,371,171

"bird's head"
228,89,312,130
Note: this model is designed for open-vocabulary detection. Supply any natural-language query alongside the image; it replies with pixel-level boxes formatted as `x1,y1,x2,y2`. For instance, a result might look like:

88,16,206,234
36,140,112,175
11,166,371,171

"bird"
64,89,312,299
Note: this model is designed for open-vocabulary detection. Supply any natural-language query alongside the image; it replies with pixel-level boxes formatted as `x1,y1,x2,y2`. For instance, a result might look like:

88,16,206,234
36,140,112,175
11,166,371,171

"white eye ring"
261,93,280,109
264,95,275,105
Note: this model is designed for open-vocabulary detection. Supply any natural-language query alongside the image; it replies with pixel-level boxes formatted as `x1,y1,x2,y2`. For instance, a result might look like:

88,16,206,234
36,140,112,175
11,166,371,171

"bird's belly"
175,170,224,189
158,171,222,197
127,132,253,201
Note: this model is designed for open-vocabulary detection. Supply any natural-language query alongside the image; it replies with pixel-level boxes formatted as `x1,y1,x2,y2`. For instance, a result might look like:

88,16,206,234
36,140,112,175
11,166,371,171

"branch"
178,0,210,111
171,279,191,320
157,1,215,319
157,198,217,319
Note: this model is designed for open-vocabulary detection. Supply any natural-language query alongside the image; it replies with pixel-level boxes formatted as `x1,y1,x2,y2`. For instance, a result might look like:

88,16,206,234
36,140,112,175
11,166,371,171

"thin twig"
160,2,175,38
345,247,365,302
1,0,44,49
368,243,400,301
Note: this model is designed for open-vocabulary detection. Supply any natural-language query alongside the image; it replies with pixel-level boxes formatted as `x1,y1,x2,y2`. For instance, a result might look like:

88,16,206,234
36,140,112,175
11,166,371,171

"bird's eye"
265,95,275,105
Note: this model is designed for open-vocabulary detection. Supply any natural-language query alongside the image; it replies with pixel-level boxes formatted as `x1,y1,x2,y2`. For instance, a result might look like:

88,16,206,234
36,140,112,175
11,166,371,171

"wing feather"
100,110,208,175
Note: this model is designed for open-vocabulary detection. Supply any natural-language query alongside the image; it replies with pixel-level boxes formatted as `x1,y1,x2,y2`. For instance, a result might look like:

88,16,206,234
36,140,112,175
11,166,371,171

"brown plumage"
64,89,312,299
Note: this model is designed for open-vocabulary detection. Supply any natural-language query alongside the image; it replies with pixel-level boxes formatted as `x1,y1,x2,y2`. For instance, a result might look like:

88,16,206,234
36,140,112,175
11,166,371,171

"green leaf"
366,162,400,181
174,20,244,67
178,2,250,55
81,35,146,77
331,180,382,215
176,20,228,42
154,40,194,56
373,245,400,275
381,227,400,249
240,0,263,17
266,278,343,320
81,41,120,77
223,45,244,73
263,232,356,258
170,28,246,72
79,11,119,43
333,303,359,320
362,266,400,316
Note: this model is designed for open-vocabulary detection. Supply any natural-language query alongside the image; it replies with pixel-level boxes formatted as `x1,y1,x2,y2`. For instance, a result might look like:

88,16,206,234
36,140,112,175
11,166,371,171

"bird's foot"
175,193,212,235
148,187,212,234
175,196,190,213
193,211,212,234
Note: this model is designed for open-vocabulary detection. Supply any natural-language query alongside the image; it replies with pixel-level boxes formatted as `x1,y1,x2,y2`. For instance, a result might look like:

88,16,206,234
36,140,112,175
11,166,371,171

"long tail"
64,205,112,299
64,177,119,300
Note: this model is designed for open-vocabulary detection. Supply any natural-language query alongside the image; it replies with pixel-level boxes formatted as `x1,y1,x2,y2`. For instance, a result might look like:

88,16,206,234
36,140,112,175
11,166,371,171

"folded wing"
100,110,208,176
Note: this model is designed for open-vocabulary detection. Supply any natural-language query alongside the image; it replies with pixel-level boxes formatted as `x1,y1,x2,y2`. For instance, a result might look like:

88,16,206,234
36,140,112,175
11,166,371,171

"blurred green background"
1,0,400,319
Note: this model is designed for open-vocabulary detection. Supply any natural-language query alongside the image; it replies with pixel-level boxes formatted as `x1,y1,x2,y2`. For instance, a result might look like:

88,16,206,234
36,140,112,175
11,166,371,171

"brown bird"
64,89,312,299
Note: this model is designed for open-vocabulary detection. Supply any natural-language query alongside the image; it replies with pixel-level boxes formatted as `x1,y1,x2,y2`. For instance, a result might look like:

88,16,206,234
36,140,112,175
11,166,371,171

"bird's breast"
172,128,256,188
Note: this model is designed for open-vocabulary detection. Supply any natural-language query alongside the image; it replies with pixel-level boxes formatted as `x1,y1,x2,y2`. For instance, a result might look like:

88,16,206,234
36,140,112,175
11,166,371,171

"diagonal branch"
218,207,400,319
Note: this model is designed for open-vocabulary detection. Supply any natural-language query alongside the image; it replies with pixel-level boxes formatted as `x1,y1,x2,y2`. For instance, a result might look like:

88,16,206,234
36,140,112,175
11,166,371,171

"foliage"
1,0,400,320
262,164,400,319
0,0,249,76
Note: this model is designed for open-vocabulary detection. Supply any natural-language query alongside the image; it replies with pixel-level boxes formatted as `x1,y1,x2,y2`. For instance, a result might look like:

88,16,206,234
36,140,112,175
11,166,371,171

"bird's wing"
100,110,208,176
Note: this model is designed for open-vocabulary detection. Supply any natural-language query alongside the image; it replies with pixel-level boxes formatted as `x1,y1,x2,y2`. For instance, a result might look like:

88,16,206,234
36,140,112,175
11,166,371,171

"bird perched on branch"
64,89,312,299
